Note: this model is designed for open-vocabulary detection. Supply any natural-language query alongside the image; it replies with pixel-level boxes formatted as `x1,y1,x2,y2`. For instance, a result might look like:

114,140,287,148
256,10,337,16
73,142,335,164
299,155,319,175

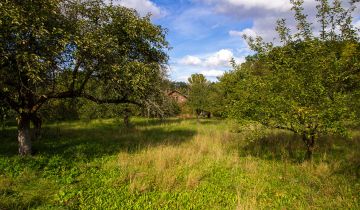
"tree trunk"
302,133,315,161
305,143,314,160
287,134,296,158
123,110,131,128
31,114,42,141
195,109,201,121
18,114,32,156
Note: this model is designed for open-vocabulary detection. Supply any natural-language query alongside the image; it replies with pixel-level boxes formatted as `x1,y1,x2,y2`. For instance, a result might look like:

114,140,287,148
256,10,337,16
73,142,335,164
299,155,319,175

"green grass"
0,118,359,209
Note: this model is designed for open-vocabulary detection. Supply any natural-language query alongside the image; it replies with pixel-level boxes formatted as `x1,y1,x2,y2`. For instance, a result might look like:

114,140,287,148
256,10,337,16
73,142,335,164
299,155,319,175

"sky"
114,0,360,82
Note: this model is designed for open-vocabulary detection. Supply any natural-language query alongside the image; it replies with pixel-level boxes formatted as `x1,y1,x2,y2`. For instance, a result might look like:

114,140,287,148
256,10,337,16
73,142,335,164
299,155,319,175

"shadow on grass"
0,194,44,210
238,131,360,177
130,117,184,127
0,120,196,160
0,118,198,209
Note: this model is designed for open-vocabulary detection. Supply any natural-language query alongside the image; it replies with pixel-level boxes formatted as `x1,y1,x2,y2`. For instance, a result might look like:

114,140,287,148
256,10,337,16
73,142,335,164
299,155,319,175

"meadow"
0,118,359,209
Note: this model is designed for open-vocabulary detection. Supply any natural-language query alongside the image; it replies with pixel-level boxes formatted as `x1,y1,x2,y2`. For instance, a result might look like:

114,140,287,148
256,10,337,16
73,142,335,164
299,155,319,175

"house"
167,90,187,104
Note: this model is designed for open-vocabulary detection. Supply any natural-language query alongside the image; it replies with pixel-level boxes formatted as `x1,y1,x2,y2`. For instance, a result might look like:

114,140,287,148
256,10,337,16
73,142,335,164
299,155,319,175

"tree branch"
70,61,82,92
78,70,94,92
273,124,297,133
32,90,142,113
81,93,141,106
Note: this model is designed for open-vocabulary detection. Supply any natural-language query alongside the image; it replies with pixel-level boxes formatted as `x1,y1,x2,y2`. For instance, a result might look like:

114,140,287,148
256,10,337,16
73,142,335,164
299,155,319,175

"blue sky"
115,0,360,82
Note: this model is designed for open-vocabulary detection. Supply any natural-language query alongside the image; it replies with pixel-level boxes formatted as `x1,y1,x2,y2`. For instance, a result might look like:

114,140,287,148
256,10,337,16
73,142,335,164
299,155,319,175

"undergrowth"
0,118,359,209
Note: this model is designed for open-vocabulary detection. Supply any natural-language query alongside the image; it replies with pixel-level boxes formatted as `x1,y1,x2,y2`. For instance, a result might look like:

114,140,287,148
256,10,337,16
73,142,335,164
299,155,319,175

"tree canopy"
0,0,169,155
187,74,211,118
222,0,360,159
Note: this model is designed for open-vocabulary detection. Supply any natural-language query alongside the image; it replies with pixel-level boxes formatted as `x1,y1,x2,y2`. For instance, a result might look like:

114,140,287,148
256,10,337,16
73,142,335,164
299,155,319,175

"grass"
0,118,359,209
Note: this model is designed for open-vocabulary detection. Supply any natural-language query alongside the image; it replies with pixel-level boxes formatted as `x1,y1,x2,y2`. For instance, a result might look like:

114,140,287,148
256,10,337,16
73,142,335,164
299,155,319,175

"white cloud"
198,0,287,42
199,0,317,17
212,0,291,12
228,30,242,37
229,28,257,38
112,0,165,18
178,49,242,69
199,0,338,42
179,55,202,66
174,49,246,81
240,17,282,42
200,69,224,77
177,75,191,82
204,49,234,67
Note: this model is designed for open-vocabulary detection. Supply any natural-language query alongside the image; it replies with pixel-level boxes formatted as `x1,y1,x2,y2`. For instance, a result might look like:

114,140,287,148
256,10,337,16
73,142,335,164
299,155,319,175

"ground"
0,118,359,209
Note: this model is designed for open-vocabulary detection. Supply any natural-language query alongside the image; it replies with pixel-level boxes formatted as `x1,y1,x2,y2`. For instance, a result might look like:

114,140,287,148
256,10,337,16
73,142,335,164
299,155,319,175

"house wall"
168,92,187,104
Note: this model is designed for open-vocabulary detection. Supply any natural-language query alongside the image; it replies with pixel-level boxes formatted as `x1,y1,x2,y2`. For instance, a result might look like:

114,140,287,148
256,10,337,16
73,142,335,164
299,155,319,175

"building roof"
167,90,188,98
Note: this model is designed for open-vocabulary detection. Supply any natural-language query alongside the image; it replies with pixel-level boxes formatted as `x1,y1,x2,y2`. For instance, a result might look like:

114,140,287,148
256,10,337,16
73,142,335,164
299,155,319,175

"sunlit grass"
0,118,359,209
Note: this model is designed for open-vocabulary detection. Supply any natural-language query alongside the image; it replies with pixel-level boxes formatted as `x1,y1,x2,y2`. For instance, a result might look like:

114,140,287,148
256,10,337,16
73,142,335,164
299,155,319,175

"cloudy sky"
114,0,360,82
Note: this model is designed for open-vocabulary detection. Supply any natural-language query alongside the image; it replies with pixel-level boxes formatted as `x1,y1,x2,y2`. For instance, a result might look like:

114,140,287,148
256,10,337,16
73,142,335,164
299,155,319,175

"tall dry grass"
1,118,358,209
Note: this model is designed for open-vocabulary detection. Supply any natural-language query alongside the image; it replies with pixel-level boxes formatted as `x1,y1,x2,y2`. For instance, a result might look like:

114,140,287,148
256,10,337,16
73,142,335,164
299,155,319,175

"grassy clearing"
0,118,359,209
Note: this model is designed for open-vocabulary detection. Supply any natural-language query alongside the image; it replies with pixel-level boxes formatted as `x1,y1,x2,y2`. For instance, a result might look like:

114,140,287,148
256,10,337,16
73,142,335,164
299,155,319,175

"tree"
0,0,169,155
209,59,249,118
169,81,189,96
187,74,211,118
227,0,360,160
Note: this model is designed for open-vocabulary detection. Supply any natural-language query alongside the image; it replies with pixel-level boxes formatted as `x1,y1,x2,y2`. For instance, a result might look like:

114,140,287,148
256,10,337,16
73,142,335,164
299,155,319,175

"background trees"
187,74,211,118
0,0,169,155
168,81,189,96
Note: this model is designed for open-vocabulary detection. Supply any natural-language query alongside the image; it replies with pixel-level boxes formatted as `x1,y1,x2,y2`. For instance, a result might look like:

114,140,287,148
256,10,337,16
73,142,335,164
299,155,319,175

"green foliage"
142,95,182,118
168,81,189,96
222,0,360,159
187,74,211,117
0,0,169,154
39,99,80,122
214,67,249,118
204,82,223,117
232,40,358,134
0,101,16,128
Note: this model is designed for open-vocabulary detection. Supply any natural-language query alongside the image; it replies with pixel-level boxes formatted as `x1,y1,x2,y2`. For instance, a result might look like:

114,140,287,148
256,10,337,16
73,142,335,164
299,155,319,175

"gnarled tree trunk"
302,133,316,161
17,113,32,156
30,113,42,141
